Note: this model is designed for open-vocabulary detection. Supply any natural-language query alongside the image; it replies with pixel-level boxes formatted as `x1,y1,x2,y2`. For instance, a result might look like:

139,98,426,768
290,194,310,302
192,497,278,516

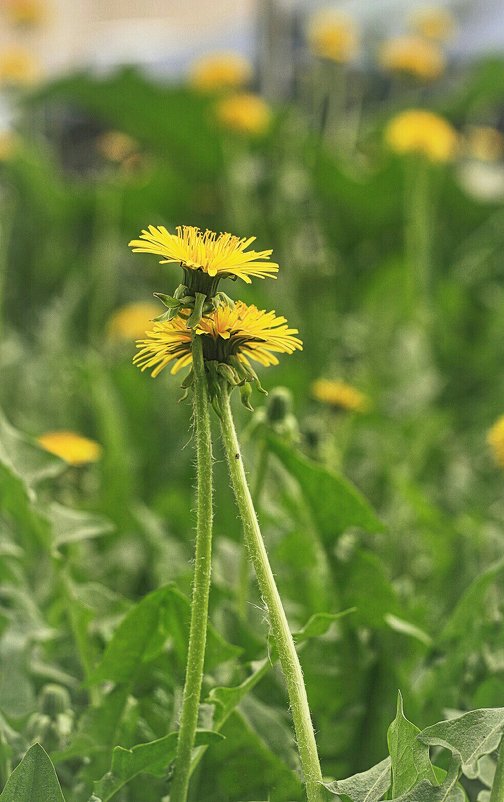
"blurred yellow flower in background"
410,6,456,41
307,10,359,63
487,415,504,468
189,52,252,93
107,302,161,342
385,109,458,162
311,379,370,412
464,126,504,162
216,93,272,137
0,131,18,161
96,131,139,164
4,0,46,28
378,36,445,81
0,46,39,86
37,432,102,466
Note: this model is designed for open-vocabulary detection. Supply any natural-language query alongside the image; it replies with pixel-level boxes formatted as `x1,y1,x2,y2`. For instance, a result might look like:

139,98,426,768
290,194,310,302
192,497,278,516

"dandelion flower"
216,93,272,137
410,7,456,41
37,431,102,466
385,109,458,162
487,415,504,468
129,225,279,285
311,379,370,412
107,302,161,342
378,36,445,81
307,10,359,63
0,46,39,86
134,301,302,378
464,126,504,163
189,52,252,93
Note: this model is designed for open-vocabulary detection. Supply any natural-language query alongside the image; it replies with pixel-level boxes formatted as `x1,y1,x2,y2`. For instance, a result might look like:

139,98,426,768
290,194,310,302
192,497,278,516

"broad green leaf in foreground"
0,743,65,802
94,730,222,801
418,708,504,779
387,691,436,797
265,434,383,543
387,758,463,802
323,756,391,802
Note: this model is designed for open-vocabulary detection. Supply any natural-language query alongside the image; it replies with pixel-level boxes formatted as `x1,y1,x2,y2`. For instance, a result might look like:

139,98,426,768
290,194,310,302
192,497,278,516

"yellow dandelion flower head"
410,7,456,41
487,415,504,468
5,0,47,27
215,93,272,137
307,10,359,63
37,431,102,466
107,301,161,342
129,224,279,285
378,35,445,81
385,109,458,163
311,378,370,412
189,51,253,93
0,46,39,86
464,126,504,163
96,130,139,164
134,301,302,378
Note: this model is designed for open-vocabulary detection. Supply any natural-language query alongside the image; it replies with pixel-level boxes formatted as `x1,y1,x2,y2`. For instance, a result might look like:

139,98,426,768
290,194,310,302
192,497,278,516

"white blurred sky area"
0,0,503,78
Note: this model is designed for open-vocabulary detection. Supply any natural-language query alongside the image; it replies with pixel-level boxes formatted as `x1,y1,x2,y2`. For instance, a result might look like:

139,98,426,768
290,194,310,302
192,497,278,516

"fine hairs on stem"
170,334,214,802
218,382,325,802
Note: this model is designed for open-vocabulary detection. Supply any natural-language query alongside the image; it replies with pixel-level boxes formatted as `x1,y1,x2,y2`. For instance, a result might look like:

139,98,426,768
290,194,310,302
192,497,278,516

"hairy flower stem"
490,736,504,802
219,385,325,802
237,439,269,621
170,335,214,802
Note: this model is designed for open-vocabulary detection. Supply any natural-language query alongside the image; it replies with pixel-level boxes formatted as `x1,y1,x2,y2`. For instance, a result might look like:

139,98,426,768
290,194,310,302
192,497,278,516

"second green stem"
219,384,325,802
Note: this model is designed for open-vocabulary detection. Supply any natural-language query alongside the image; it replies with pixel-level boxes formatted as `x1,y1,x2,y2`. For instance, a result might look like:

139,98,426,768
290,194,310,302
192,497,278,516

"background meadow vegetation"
2,1,504,800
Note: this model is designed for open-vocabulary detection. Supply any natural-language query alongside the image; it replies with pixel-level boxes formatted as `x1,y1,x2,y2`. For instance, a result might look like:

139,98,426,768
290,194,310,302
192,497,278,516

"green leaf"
90,586,174,684
439,558,504,643
384,615,432,647
418,708,504,779
208,659,271,725
293,609,356,643
0,409,64,489
49,503,115,547
323,756,391,802
265,434,383,543
387,758,463,802
94,730,222,801
387,692,436,797
0,743,65,802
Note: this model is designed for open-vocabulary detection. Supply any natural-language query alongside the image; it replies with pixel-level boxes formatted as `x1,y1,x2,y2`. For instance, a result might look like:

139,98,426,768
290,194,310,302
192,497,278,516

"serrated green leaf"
265,434,383,543
94,729,222,801
0,743,65,802
418,708,504,779
387,691,436,797
324,756,391,802
387,758,463,802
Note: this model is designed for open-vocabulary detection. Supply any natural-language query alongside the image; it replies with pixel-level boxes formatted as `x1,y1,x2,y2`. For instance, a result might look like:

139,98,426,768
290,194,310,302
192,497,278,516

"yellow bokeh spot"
0,46,40,86
385,109,458,163
307,10,359,63
311,379,370,413
5,0,47,27
189,52,252,93
216,93,272,137
96,130,139,164
464,126,504,163
107,302,161,342
487,416,504,468
378,35,445,81
410,7,456,41
37,431,102,466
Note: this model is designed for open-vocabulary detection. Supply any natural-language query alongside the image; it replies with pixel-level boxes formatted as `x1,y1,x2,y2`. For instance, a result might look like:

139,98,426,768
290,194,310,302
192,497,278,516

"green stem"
170,335,214,802
490,736,504,802
404,157,432,325
237,439,269,621
219,385,325,802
